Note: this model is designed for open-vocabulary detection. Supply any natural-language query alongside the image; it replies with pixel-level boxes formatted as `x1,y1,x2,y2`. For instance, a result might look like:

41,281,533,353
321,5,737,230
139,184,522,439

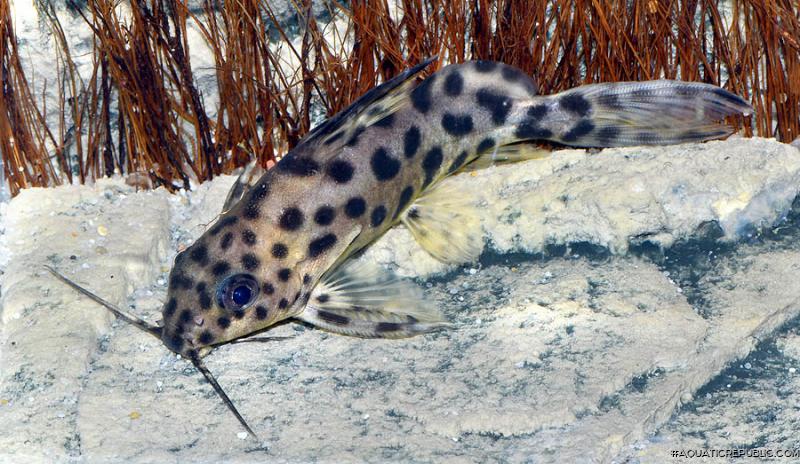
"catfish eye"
217,274,259,311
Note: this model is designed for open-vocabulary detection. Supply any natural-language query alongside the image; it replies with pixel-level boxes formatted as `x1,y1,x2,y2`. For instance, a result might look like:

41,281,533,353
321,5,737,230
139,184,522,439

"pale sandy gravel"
1,137,800,463
620,240,800,464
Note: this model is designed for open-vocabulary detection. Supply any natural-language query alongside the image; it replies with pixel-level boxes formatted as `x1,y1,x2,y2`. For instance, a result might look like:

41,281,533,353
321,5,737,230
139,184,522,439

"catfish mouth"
162,323,218,359
162,326,199,356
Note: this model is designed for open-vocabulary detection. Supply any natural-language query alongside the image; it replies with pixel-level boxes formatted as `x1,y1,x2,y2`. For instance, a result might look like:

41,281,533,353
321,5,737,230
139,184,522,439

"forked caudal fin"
45,266,260,439
516,80,753,147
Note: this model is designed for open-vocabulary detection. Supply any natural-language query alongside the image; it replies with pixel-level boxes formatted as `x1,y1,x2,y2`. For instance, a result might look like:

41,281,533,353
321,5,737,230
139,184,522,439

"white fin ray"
222,159,266,213
319,79,417,147
401,181,484,264
297,259,450,338
466,143,553,171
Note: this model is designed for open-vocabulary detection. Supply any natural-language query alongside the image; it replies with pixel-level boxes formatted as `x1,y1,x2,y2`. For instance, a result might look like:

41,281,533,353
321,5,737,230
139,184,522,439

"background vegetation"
0,0,798,196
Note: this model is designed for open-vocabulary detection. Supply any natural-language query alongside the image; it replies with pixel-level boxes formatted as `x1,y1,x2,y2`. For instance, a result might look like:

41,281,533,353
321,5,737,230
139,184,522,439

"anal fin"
465,142,552,171
297,260,450,338
402,181,484,264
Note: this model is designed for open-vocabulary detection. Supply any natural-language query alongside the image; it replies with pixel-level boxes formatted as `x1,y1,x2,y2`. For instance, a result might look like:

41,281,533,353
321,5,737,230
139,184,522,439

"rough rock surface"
2,137,800,463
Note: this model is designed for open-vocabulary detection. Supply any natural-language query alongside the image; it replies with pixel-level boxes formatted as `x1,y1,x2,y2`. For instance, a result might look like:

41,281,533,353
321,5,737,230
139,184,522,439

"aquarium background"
1,1,799,463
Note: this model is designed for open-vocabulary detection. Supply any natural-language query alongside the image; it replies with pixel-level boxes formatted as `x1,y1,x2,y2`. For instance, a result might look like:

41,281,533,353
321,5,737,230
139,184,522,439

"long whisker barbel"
45,265,259,439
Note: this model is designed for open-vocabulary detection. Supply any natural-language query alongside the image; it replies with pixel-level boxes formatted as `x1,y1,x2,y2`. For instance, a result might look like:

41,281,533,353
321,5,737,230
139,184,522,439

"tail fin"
518,80,752,148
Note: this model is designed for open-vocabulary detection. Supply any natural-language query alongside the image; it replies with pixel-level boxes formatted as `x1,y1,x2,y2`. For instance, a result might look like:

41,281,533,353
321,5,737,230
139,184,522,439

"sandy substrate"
1,137,800,463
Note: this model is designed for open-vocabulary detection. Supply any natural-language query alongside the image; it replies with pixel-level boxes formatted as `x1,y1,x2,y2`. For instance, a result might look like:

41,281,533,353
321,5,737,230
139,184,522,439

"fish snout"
162,316,209,357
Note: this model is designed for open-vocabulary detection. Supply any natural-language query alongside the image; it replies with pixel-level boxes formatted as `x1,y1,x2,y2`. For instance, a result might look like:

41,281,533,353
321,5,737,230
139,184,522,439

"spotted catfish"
48,57,751,436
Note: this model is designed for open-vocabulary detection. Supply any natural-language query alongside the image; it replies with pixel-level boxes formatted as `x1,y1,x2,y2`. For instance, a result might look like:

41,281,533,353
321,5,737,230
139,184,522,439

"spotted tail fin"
517,80,752,148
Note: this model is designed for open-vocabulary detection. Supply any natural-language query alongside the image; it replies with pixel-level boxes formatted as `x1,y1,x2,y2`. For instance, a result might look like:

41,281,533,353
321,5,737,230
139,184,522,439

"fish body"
47,58,752,435
161,58,752,357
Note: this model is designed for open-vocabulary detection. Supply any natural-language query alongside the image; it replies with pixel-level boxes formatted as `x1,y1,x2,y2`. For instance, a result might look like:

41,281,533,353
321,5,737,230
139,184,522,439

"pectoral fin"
401,181,484,264
297,260,450,338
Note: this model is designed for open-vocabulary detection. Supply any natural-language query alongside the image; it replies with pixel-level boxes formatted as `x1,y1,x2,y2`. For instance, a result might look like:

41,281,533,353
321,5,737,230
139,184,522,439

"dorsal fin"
294,56,438,154
221,159,267,213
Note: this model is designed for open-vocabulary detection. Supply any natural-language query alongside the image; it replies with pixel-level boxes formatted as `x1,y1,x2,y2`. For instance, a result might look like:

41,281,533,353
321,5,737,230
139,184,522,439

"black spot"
345,126,366,147
422,146,444,188
278,298,288,309
410,74,436,113
596,126,621,144
712,87,747,107
303,274,311,284
501,66,524,81
198,331,214,345
233,309,245,320
243,182,269,220
376,322,402,332
674,85,698,98
314,206,336,225
630,88,654,100
560,93,592,117
220,232,233,250
637,131,660,144
370,147,401,181
279,207,304,231
210,216,238,235
326,160,354,184
597,93,623,110
345,197,367,218
527,104,549,120
278,268,291,281
167,334,184,352
212,261,231,276
474,60,497,72
448,150,470,174
255,306,268,320
317,310,350,325
189,244,208,265
407,208,420,220
678,130,705,142
179,309,192,324
241,253,260,271
476,89,513,124
561,120,595,143
308,233,338,258
271,242,288,259
394,186,414,219
262,282,275,295
196,281,206,292
278,155,320,176
477,137,495,153
317,294,330,303
241,229,257,246
170,274,193,290
164,298,177,317
444,71,463,96
373,113,395,127
217,316,231,329
515,122,553,140
198,287,212,310
441,113,474,136
370,205,387,228
403,126,421,159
